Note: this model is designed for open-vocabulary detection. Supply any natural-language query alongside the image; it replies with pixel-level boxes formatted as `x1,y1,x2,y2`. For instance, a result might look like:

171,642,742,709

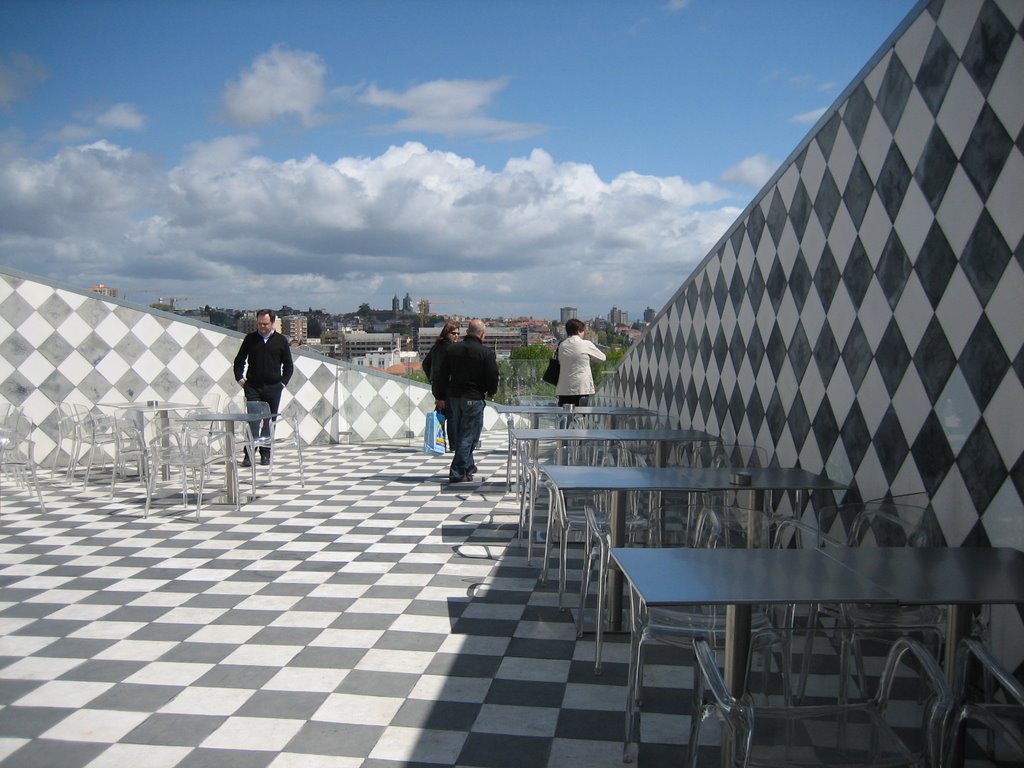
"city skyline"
1,0,914,318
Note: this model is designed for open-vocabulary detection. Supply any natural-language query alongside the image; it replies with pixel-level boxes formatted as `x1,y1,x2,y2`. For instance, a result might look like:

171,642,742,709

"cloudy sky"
0,0,914,321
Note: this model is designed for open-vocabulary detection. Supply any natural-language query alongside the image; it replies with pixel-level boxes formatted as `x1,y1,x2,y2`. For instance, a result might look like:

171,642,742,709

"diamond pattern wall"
0,269,471,458
605,0,1024,556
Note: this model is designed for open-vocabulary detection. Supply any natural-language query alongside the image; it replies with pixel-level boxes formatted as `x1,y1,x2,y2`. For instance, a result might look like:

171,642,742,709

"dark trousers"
447,397,484,481
244,382,283,457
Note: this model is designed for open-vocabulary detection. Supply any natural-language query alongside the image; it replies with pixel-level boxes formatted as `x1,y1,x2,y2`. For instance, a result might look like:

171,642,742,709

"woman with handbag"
422,321,460,386
423,321,460,453
555,318,606,406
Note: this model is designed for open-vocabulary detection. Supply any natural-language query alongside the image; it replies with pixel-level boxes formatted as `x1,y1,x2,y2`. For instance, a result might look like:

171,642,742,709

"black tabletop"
509,428,716,441
542,464,847,492
611,547,895,606
821,546,1024,605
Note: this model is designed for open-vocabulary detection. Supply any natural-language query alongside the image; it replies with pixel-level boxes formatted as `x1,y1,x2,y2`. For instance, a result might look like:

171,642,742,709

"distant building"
91,284,118,298
392,295,400,314
352,349,404,369
415,324,527,359
415,325,448,353
643,307,656,323
560,307,577,323
319,330,403,362
608,306,628,326
402,293,414,313
281,315,307,343
237,312,282,335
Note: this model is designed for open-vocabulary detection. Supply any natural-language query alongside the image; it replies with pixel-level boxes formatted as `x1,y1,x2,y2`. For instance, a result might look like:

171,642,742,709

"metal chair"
242,400,273,470
688,636,952,768
0,409,46,512
50,403,93,482
622,506,785,760
149,421,240,524
576,488,686,675
261,402,304,486
80,409,119,489
830,502,945,702
943,638,1024,767
108,420,149,499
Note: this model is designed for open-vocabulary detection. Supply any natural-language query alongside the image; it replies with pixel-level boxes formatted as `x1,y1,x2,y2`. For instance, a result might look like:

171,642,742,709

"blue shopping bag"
423,410,447,455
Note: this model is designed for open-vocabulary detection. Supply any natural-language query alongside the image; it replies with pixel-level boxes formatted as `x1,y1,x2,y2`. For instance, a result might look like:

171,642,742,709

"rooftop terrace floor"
0,433,712,768
4,434,991,767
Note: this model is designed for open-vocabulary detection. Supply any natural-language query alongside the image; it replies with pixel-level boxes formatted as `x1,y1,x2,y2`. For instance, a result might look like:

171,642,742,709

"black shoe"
260,454,270,466
241,455,252,468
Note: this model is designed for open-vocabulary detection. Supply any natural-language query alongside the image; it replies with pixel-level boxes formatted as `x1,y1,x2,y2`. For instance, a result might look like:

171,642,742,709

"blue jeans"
447,397,484,481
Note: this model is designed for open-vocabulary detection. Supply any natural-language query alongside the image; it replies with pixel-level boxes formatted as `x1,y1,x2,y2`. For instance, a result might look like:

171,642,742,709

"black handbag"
542,344,561,385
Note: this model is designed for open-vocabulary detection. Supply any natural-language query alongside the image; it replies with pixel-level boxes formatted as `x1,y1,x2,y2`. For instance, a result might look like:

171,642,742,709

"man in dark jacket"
233,309,294,467
432,319,499,483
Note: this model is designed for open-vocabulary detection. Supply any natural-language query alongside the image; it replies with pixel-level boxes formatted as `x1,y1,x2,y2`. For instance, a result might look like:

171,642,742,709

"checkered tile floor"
2,434,677,768
0,434,996,767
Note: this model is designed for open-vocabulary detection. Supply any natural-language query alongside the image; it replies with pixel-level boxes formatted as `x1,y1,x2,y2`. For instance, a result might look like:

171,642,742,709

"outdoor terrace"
0,433,719,768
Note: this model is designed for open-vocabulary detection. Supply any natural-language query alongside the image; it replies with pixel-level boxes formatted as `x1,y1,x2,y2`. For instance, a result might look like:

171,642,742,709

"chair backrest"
694,504,771,549
246,401,272,418
243,401,273,441
818,501,943,548
114,420,146,456
200,393,223,412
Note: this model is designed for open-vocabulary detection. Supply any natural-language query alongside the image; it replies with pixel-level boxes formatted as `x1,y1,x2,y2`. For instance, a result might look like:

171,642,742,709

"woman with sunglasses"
422,321,460,388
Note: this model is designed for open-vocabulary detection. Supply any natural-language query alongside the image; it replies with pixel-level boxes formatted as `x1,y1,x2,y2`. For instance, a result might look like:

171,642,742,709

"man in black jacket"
432,319,499,483
233,309,294,467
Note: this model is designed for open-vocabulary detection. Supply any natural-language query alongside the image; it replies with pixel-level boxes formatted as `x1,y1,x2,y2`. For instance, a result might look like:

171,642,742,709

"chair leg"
540,488,557,584
577,531,595,639
557,522,569,610
594,538,610,675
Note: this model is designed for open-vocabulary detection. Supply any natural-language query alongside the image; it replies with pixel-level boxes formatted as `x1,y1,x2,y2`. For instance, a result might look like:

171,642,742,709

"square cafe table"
175,411,263,506
610,544,1024,766
543,464,849,629
496,405,656,490
510,427,717,564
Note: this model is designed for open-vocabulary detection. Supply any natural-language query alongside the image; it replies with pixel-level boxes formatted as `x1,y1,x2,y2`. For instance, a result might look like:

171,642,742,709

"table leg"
156,409,172,481
654,440,667,468
944,603,971,686
748,489,766,548
525,442,537,564
622,585,643,764
222,419,238,506
723,603,752,768
607,489,627,631
505,417,513,493
945,603,971,768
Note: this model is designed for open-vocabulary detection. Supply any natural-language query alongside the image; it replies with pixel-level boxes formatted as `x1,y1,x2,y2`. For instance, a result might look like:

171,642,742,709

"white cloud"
47,103,147,143
221,45,334,128
96,103,146,131
360,78,545,140
0,52,47,109
0,138,741,319
720,154,778,188
791,107,828,124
